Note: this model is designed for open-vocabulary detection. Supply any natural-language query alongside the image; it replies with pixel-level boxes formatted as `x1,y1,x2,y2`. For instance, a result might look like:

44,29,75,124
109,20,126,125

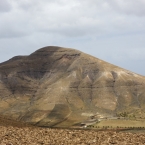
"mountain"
0,46,145,127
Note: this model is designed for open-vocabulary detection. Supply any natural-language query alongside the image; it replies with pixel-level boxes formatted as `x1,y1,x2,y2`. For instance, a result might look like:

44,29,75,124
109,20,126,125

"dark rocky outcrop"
0,46,145,127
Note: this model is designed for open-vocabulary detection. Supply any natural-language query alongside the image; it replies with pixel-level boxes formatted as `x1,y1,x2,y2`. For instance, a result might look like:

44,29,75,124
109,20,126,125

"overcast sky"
0,0,145,75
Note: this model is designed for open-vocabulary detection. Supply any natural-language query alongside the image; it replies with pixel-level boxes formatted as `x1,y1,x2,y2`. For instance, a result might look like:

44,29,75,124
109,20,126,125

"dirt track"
0,124,145,145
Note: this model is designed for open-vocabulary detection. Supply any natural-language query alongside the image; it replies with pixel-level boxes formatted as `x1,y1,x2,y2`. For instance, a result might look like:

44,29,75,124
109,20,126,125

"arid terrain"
0,120,145,145
0,113,145,145
0,46,145,144
0,46,145,127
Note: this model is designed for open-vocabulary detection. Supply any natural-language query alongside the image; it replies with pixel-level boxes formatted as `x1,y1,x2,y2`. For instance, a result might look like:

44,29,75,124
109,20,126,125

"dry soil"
0,125,145,145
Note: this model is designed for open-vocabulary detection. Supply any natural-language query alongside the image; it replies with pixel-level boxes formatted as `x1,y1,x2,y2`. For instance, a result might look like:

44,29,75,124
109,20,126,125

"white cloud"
1,0,145,38
0,0,145,75
0,0,12,12
107,0,145,16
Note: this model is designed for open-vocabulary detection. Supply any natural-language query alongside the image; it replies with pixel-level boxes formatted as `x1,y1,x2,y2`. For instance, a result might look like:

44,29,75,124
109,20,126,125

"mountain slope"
0,46,145,127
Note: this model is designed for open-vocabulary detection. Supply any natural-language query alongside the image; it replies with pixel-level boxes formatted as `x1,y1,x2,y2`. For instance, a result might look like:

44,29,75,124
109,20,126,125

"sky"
0,0,145,75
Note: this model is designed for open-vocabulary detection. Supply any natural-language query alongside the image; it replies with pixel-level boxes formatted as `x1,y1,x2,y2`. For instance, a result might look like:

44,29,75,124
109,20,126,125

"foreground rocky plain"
0,120,145,145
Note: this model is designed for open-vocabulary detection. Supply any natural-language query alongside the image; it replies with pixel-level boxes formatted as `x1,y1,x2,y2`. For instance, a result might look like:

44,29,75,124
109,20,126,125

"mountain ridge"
0,46,145,127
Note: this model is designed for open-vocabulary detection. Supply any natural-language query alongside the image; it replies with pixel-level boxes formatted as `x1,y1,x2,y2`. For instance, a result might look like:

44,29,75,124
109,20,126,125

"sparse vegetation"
116,111,129,117
92,119,145,129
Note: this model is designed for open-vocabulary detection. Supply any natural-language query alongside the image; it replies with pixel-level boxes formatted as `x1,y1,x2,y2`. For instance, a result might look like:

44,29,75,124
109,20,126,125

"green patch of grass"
89,119,145,129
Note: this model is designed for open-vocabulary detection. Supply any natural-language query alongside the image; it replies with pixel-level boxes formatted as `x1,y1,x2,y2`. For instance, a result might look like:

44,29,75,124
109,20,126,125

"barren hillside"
0,46,145,127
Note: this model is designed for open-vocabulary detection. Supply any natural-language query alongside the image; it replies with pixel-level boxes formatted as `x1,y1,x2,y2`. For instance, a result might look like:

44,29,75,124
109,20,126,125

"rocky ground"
0,124,145,145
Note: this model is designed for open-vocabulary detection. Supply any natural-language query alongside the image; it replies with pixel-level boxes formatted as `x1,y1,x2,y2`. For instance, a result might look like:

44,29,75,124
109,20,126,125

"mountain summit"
0,46,145,127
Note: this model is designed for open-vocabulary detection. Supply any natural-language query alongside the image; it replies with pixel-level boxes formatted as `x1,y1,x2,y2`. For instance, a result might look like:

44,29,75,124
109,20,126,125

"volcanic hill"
0,46,145,127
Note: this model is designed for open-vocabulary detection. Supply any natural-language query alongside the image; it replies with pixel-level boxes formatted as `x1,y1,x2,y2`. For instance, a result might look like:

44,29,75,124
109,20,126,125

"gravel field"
0,125,145,145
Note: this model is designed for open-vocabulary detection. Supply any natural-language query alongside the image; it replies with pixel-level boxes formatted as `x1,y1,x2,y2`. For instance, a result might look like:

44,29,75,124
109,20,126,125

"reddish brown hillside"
0,46,145,127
